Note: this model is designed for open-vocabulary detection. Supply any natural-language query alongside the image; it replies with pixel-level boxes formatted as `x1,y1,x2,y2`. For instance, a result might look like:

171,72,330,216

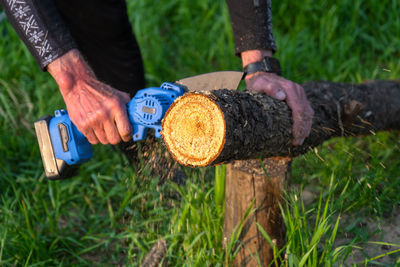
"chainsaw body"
34,82,184,180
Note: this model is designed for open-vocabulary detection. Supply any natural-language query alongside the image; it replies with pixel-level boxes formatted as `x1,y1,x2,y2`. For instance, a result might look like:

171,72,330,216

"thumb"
246,76,286,100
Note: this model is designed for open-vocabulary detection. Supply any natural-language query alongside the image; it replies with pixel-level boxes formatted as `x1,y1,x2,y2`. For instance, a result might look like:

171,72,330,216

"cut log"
162,80,400,166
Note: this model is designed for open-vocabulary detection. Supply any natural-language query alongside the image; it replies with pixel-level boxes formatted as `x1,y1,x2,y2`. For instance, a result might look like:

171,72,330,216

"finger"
263,82,286,100
69,113,100,145
258,81,286,100
92,124,108,145
274,89,286,100
292,119,306,146
278,84,311,145
84,128,100,145
103,119,122,145
283,84,308,110
291,107,314,145
80,109,109,144
246,75,286,100
115,110,132,142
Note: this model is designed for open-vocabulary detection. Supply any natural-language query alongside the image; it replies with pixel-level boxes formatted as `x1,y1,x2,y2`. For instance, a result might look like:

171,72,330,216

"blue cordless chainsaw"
34,71,243,180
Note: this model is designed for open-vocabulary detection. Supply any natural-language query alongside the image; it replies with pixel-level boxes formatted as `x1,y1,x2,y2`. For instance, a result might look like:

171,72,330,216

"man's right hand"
48,49,132,145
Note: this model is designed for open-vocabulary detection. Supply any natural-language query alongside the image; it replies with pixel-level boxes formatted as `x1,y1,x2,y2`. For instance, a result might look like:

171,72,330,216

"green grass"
1,0,400,266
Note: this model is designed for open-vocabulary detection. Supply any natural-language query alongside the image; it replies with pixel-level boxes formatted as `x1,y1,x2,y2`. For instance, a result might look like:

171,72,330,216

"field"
1,0,400,266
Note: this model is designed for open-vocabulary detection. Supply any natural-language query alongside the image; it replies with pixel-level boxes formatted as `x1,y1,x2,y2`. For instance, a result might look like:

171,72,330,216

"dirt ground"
301,188,400,266
328,211,400,267
338,210,400,266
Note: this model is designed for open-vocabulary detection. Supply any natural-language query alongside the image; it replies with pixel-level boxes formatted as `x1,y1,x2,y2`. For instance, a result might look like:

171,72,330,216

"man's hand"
242,50,314,146
48,49,132,145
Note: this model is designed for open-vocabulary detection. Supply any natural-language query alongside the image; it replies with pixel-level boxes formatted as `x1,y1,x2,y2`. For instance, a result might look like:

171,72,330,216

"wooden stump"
224,157,290,266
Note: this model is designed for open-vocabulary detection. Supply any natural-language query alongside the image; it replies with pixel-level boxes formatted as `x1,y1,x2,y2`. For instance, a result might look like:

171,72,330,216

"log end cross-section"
162,93,226,166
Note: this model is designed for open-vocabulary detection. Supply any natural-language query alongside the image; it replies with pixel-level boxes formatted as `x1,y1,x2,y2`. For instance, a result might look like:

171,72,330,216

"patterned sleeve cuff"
1,0,77,70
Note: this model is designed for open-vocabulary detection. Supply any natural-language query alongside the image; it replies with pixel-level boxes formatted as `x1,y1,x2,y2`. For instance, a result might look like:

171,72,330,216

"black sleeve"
0,0,77,70
225,0,277,55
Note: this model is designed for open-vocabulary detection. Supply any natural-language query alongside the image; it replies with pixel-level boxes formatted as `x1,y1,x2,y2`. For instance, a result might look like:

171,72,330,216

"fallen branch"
162,80,400,166
140,239,167,267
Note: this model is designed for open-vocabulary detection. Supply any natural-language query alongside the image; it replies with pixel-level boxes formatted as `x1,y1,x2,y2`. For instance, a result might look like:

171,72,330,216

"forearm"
48,49,120,107
225,0,276,55
0,0,76,69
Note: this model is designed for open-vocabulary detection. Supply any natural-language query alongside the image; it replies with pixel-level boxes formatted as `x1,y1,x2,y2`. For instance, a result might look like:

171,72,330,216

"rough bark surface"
164,80,400,166
224,158,290,266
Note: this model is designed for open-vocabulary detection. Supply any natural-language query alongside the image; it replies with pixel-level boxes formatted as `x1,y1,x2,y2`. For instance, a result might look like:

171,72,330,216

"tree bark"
162,80,400,167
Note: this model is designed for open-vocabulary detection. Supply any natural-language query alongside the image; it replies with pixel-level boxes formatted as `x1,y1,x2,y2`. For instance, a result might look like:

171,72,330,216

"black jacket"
0,0,276,70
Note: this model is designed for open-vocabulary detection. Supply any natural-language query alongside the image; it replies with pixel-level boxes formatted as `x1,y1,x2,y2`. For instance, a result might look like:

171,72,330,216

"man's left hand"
244,71,314,146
